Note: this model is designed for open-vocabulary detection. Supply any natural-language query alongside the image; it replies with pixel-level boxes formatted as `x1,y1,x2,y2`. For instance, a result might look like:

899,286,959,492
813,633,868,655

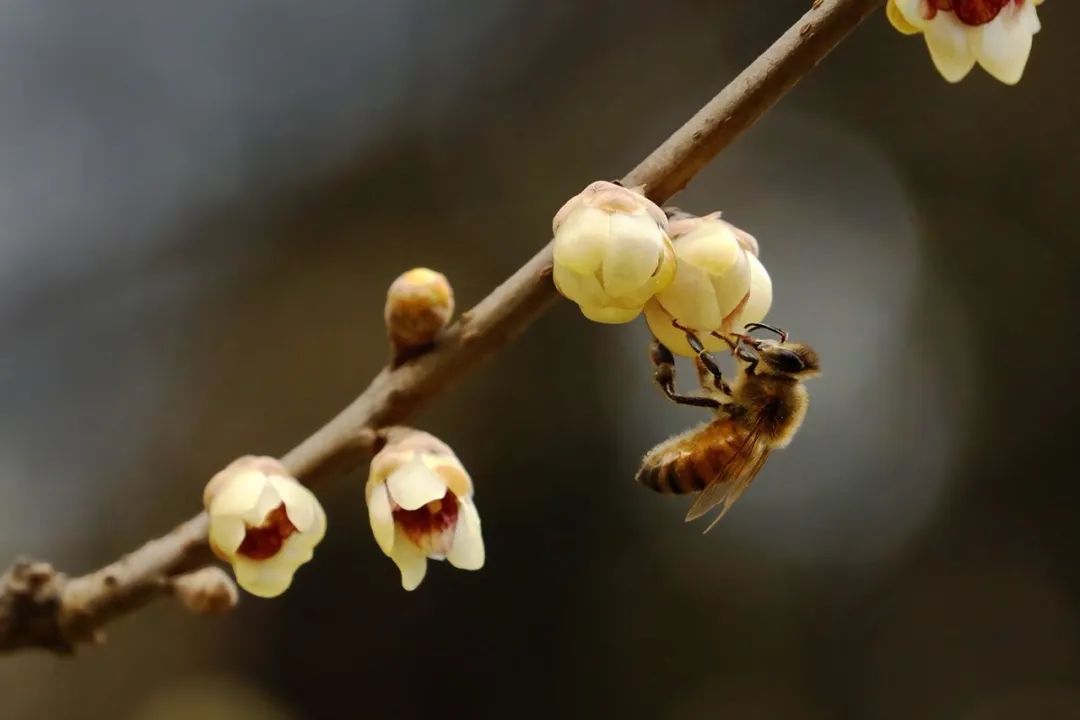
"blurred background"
1,1,1078,718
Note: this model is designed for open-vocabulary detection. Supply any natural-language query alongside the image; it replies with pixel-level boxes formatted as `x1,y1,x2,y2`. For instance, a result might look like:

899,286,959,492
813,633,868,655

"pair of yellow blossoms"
888,0,1045,85
553,181,772,357
203,431,483,597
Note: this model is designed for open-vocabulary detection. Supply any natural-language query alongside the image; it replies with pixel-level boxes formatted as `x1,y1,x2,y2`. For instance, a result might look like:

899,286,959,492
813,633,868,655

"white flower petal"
891,0,928,29
644,299,734,358
268,475,318,532
386,456,448,511
655,261,724,330
887,0,921,35
971,4,1038,85
367,449,419,494
552,207,611,274
233,556,296,599
208,515,246,557
580,302,643,324
308,497,327,546
673,222,743,275
668,220,752,323
207,470,267,517
554,263,645,323
433,460,473,499
707,255,753,321
389,528,428,591
1025,3,1042,34
729,252,773,328
923,14,977,83
243,481,283,525
552,263,608,308
447,499,485,571
367,482,396,556
601,215,667,300
277,533,316,564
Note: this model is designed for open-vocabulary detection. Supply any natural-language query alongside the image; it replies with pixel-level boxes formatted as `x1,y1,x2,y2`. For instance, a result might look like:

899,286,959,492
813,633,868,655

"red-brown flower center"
393,491,460,554
926,0,1015,26
237,504,298,560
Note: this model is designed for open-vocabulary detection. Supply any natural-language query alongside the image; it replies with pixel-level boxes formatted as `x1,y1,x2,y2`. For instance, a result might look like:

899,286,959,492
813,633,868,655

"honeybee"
636,323,820,531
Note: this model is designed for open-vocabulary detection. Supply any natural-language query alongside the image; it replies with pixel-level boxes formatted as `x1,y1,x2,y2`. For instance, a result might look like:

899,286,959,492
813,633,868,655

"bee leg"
695,357,733,396
689,343,729,393
738,349,759,375
711,331,738,351
671,321,731,395
720,332,760,375
650,340,721,409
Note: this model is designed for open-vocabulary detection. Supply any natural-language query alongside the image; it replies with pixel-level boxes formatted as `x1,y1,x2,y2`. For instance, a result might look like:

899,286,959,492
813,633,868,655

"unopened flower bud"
644,213,771,357
366,428,484,591
172,566,239,615
385,268,455,364
552,181,676,324
886,0,1043,85
203,456,326,599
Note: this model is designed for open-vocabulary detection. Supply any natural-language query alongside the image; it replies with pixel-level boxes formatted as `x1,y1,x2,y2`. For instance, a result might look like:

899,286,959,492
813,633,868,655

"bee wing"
701,448,770,533
684,421,770,532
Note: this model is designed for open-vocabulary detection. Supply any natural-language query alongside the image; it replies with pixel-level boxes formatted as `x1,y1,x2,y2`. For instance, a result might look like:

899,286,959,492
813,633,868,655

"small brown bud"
172,567,239,615
384,268,454,365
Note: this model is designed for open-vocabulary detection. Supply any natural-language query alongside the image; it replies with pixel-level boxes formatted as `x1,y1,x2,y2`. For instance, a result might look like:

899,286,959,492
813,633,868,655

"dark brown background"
1,1,1077,718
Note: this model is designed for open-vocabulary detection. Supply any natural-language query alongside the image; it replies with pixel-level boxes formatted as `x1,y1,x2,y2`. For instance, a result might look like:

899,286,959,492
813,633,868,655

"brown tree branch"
0,0,883,655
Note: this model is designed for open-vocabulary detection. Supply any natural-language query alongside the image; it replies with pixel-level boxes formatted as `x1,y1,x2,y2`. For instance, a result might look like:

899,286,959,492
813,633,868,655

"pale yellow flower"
366,430,484,591
644,213,772,357
552,181,676,324
203,456,326,598
887,0,1044,84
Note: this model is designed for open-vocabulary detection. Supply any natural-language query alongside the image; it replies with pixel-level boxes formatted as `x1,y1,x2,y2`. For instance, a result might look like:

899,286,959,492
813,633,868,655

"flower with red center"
366,429,484,591
203,456,326,598
643,212,772,357
887,0,1044,84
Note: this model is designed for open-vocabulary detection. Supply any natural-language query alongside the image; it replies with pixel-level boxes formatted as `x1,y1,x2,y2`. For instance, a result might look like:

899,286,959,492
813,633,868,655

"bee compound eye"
769,349,805,374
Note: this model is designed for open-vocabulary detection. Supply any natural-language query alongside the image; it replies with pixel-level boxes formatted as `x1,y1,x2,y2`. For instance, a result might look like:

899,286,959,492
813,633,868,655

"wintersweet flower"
887,0,1043,84
644,213,772,357
203,456,326,598
366,429,484,591
552,180,676,324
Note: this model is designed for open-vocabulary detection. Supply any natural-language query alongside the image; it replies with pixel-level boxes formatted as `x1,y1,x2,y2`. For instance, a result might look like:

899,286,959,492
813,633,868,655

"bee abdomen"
636,461,676,494
636,453,711,495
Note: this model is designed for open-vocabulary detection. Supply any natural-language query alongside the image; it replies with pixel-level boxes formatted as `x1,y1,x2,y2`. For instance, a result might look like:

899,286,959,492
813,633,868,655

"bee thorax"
735,377,808,448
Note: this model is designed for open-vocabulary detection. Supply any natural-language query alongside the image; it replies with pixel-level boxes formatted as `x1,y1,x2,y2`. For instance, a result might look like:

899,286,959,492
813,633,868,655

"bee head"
751,340,821,378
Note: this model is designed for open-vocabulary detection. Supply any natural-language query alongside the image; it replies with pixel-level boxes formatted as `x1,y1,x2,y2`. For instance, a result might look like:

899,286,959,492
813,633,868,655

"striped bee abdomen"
636,418,745,495
636,452,712,494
